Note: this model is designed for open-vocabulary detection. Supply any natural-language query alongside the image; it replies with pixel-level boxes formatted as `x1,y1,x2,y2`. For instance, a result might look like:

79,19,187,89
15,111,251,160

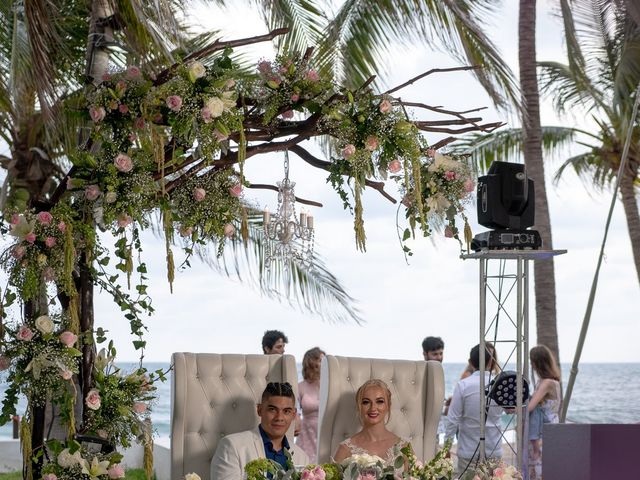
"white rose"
35,315,54,335
185,474,202,480
57,448,83,468
188,62,206,82
205,97,225,118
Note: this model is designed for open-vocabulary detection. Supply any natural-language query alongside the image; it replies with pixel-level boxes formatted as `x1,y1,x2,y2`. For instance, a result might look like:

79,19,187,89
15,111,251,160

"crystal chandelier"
263,150,314,268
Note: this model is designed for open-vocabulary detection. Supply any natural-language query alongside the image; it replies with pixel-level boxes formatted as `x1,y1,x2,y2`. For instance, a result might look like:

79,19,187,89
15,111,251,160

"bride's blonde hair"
355,379,392,424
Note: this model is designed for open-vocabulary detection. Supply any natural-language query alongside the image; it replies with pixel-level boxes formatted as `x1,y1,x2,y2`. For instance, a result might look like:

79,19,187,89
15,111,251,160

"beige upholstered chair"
170,353,299,480
316,355,445,464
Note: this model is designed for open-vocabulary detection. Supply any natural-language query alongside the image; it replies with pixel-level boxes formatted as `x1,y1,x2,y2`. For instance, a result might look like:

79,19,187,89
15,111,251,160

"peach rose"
85,389,101,410
379,99,392,113
17,325,34,341
365,136,379,151
108,464,125,479
342,144,356,158
59,331,78,347
388,159,402,173
89,106,106,123
114,153,133,173
132,402,147,414
193,188,206,202
166,95,183,112
85,185,101,201
223,223,236,238
37,212,53,224
45,237,56,248
229,184,242,197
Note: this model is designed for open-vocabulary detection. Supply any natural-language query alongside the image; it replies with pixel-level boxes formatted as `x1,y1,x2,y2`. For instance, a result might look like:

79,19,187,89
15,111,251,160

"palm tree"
518,0,561,362
540,0,640,284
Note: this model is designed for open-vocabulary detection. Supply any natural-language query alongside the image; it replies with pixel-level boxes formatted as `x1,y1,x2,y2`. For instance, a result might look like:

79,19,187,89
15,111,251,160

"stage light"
471,161,541,251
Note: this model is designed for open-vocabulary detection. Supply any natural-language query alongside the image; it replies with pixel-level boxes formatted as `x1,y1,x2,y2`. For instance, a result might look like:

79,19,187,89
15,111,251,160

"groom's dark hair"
261,382,296,403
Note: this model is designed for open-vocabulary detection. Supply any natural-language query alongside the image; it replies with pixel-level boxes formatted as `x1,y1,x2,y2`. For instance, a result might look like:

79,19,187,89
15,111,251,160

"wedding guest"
297,347,325,462
333,379,409,469
527,345,562,480
445,344,503,480
460,343,499,380
261,330,288,354
210,382,309,479
422,336,444,362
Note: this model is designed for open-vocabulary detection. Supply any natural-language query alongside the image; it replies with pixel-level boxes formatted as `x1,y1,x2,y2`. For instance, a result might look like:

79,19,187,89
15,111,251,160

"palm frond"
453,126,580,173
538,61,609,115
252,0,326,54
553,151,614,191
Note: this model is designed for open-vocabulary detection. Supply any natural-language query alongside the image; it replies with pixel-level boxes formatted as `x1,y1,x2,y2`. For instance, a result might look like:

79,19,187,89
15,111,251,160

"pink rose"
10,213,20,225
57,221,66,233
126,66,142,80
45,236,57,248
17,325,34,341
464,178,475,193
107,464,126,479
193,188,206,202
89,106,106,123
426,148,436,158
257,60,272,74
291,93,300,102
201,107,213,123
116,80,127,92
117,214,133,228
25,232,36,243
305,69,320,81
97,429,109,439
223,223,235,238
85,389,101,410
42,474,58,480
128,133,137,142
388,159,402,174
132,402,147,414
134,117,146,130
166,95,183,112
12,245,26,259
102,73,112,82
114,153,133,172
59,331,78,347
312,466,326,480
37,212,53,224
229,183,242,197
118,104,129,114
180,226,193,237
444,225,454,238
60,369,73,381
365,136,379,151
444,170,457,181
379,99,392,113
0,355,10,371
43,267,56,283
494,467,504,477
342,144,356,158
281,110,294,119
85,185,101,201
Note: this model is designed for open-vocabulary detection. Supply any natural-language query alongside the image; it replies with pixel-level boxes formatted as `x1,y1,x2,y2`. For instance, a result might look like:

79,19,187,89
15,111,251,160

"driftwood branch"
290,145,397,204
384,66,480,95
248,184,323,207
155,28,290,85
414,121,504,134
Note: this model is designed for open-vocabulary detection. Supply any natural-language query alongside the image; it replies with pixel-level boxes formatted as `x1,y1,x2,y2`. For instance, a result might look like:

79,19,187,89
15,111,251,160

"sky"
2,1,639,366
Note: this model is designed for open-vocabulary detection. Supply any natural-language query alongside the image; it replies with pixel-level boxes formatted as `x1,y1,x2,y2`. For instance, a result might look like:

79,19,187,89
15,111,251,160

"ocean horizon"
2,361,638,443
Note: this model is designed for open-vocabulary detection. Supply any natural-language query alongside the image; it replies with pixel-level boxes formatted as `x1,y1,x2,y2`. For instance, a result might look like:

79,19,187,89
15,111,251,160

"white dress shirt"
444,371,504,460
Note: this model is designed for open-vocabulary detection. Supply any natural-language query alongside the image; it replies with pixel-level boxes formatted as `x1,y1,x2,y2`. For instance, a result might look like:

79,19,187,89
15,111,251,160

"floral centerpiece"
472,459,523,480
244,443,453,480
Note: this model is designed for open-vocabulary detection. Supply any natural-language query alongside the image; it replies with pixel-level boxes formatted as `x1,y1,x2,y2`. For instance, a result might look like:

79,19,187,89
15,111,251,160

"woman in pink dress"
297,347,325,462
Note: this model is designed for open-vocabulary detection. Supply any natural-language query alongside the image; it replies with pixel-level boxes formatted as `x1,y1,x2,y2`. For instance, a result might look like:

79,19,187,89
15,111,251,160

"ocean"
1,362,638,444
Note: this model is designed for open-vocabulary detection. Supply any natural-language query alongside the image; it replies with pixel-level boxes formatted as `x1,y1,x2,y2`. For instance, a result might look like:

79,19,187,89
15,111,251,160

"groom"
210,382,309,479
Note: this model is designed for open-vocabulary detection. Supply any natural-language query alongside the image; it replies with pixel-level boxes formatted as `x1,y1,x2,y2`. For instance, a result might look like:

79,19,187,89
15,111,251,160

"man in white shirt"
445,344,503,480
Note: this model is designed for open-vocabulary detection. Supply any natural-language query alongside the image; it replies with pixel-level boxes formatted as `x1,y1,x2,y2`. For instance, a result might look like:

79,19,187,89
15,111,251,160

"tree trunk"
518,0,560,364
619,165,640,285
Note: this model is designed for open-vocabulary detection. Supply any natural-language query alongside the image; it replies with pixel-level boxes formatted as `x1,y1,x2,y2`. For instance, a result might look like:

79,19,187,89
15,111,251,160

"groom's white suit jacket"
210,426,309,480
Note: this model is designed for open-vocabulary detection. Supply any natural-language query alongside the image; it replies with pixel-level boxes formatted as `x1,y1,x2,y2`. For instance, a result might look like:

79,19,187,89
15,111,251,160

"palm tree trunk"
619,166,640,285
518,0,560,364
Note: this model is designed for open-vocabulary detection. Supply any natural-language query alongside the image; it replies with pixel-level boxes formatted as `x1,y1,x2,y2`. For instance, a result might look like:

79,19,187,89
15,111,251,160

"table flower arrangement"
243,443,453,480
472,458,523,480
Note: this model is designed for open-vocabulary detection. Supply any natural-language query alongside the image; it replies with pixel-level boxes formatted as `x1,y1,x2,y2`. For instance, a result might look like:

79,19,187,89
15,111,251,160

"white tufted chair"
316,355,445,464
170,353,299,480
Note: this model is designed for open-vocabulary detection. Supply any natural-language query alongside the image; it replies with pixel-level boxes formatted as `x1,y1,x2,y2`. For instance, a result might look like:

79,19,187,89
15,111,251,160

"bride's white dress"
339,437,408,466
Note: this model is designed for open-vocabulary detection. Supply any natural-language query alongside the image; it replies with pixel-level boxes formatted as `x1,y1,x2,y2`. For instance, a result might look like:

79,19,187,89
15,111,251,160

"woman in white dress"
527,345,562,479
333,379,408,467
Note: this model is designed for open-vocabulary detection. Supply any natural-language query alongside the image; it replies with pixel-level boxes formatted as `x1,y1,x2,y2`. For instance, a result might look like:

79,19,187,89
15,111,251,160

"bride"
333,379,409,465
